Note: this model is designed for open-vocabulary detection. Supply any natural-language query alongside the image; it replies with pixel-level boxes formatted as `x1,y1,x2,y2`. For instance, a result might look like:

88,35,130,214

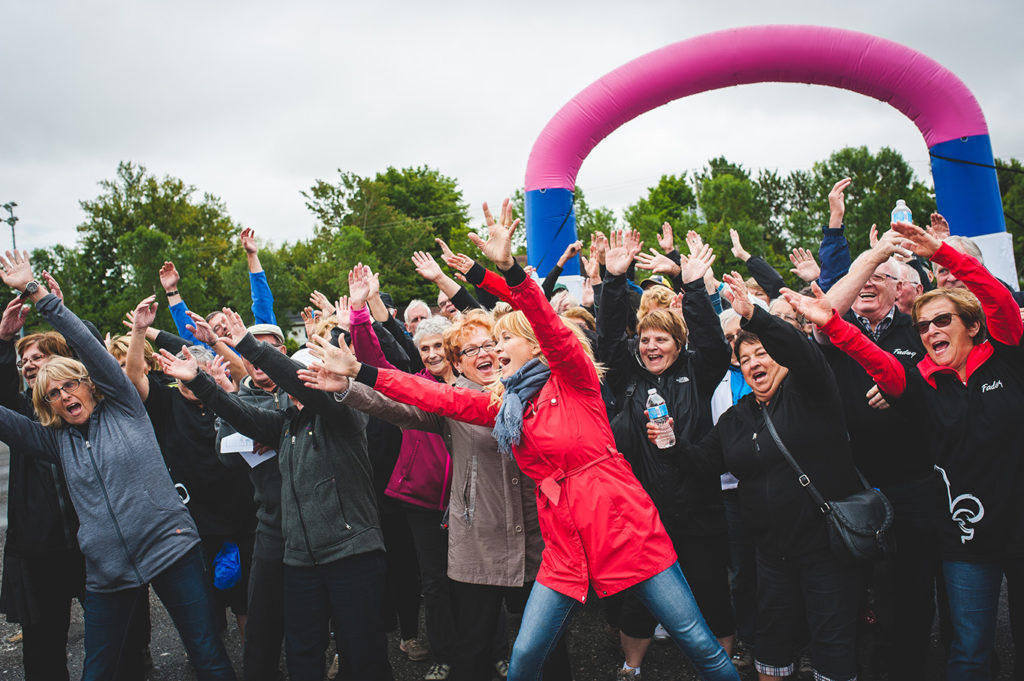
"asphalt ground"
0,439,1017,680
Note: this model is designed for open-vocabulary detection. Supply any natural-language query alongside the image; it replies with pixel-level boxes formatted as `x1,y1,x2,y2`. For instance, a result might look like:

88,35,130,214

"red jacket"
366,269,676,602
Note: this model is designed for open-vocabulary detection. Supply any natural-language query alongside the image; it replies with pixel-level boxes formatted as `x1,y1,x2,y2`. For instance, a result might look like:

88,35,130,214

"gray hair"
719,308,740,328
404,299,430,324
179,345,215,367
413,316,453,346
942,236,984,264
901,262,922,286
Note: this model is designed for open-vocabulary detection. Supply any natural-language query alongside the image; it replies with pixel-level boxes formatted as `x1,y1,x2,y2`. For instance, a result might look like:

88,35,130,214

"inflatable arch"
524,25,1014,285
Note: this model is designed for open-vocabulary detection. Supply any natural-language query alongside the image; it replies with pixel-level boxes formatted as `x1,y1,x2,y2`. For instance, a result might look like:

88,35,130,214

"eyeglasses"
43,378,86,403
867,272,900,285
724,333,738,344
913,312,960,335
16,353,47,369
459,341,496,358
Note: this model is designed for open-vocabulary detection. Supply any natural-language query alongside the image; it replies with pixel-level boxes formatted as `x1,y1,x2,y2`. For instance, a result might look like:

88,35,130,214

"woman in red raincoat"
306,200,738,681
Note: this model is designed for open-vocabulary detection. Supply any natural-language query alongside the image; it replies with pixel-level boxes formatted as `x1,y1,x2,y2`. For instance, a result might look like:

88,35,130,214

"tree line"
25,148,1024,336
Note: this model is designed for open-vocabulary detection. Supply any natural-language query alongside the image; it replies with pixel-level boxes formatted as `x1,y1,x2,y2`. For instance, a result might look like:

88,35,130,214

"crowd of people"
0,179,1021,681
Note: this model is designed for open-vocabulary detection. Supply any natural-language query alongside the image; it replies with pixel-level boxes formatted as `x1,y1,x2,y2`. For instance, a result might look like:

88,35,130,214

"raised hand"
581,278,595,308
780,282,833,327
869,223,879,249
828,178,852,229
635,248,681,277
0,250,35,292
723,272,753,319
41,271,63,302
220,308,249,347
156,346,199,382
605,229,643,276
347,264,374,309
300,307,318,338
436,238,475,274
558,240,583,267
239,228,259,255
928,212,951,240
469,199,519,270
335,296,352,331
297,365,351,394
668,292,684,318
580,250,601,283
890,221,941,259
309,290,335,316
412,251,445,282
788,248,820,283
208,354,236,392
132,296,159,332
679,243,716,283
657,222,675,253
685,230,704,256
306,333,361,378
729,229,751,262
185,310,219,345
590,231,609,265
158,261,180,292
0,297,28,341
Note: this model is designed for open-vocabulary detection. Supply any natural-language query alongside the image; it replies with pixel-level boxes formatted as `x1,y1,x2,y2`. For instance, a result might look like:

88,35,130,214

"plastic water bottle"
646,389,675,449
891,199,913,225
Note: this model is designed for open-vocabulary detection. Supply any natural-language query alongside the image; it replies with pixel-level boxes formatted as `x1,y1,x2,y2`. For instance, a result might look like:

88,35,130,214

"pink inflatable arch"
524,25,1009,280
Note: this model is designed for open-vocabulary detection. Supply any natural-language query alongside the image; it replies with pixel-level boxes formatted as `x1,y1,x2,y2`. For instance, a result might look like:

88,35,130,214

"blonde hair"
636,309,688,350
487,310,606,405
311,315,340,339
638,285,675,322
490,301,513,319
563,306,596,331
107,334,160,373
33,357,102,428
443,309,495,366
911,287,987,345
17,332,72,359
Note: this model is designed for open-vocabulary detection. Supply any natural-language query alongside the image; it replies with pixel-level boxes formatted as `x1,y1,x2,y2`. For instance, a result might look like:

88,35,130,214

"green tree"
624,174,698,248
31,161,239,333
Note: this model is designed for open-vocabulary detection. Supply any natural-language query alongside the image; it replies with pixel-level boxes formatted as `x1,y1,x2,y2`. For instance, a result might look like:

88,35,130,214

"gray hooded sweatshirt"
0,294,199,592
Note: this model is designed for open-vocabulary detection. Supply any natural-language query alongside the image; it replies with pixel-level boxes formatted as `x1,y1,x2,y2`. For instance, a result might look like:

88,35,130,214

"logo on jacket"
981,380,1004,393
935,465,984,544
892,348,917,357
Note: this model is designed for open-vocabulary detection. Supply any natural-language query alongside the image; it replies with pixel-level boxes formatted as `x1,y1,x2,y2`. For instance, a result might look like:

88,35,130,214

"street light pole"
2,202,17,251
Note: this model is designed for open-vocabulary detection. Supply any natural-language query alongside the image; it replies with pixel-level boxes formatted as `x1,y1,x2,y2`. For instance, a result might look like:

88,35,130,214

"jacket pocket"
460,455,478,526
309,477,351,548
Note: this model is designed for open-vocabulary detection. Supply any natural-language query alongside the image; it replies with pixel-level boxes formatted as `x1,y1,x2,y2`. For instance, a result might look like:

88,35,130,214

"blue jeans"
82,544,235,681
509,564,738,681
943,560,1019,681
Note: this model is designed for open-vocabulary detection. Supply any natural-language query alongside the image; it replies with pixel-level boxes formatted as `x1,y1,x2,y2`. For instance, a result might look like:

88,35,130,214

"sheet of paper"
220,432,254,453
238,449,277,469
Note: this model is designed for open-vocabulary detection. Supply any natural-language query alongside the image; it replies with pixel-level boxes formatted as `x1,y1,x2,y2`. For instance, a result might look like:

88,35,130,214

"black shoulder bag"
762,409,893,564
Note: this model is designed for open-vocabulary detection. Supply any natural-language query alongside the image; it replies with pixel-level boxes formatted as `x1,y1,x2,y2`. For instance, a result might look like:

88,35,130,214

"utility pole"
2,202,17,251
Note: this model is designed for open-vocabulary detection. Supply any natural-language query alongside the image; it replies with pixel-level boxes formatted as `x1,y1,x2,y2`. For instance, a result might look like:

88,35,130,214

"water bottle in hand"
646,388,675,449
891,199,913,225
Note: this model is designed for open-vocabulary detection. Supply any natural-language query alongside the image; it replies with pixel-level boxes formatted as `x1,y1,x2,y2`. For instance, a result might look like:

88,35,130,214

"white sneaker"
653,624,670,642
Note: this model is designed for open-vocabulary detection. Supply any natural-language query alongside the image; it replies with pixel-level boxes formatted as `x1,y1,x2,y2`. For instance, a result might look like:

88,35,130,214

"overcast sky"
3,0,1022,255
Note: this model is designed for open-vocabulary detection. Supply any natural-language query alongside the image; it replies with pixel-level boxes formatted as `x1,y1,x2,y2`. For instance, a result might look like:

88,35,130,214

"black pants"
872,477,939,679
283,551,392,681
450,580,572,681
755,548,861,681
381,509,421,640
723,490,757,644
243,532,285,681
405,506,457,663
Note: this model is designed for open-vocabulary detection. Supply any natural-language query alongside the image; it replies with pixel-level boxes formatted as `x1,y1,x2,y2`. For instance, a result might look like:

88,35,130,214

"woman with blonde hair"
0,251,235,680
305,201,738,681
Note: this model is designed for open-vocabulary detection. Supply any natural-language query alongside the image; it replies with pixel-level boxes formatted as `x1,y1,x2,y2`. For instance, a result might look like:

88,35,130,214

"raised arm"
241,228,277,325
817,178,853,291
159,261,204,347
782,282,907,397
125,296,159,402
0,298,29,411
679,248,730,394
0,405,60,462
820,229,910,317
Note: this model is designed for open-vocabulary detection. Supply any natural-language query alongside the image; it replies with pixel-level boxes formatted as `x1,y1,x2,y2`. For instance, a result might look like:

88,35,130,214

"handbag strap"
760,406,832,514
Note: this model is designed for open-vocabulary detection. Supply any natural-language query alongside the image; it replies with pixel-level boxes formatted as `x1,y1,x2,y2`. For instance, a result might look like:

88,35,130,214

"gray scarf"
492,359,551,457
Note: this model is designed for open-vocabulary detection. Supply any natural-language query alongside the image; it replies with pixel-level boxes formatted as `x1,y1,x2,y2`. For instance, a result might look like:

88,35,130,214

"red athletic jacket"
357,267,676,601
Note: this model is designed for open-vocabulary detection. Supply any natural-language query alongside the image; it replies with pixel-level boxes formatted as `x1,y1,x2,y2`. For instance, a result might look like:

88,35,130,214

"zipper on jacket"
49,462,75,549
83,438,144,584
287,432,318,565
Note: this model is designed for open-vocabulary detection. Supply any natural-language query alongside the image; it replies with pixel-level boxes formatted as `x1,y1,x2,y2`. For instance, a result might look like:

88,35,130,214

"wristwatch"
23,280,39,297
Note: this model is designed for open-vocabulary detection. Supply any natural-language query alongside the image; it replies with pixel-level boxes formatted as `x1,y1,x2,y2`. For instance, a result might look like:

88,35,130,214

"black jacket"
684,307,862,558
820,308,931,486
599,273,730,536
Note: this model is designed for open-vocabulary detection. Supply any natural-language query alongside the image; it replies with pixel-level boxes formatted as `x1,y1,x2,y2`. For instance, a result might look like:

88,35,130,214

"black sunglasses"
913,312,959,335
